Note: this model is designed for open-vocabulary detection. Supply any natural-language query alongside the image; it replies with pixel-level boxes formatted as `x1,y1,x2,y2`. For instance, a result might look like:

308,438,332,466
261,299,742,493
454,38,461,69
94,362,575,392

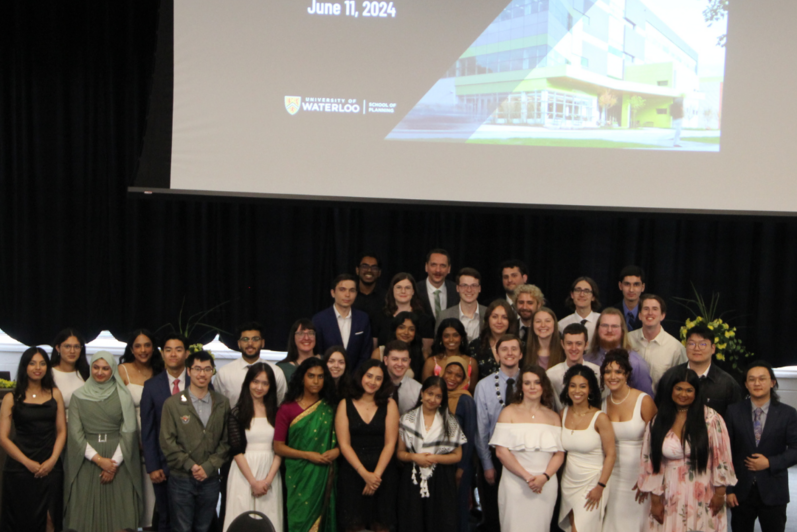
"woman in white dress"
118,328,162,529
600,349,657,532
559,364,616,532
491,366,564,532
50,329,89,416
224,362,283,531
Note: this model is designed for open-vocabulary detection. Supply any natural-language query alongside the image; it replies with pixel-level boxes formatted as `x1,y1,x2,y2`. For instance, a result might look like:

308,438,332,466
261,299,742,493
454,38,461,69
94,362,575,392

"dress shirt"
168,368,187,394
214,356,287,408
672,362,742,418
393,374,422,415
189,388,213,426
459,304,482,344
629,327,687,393
584,347,655,397
426,278,448,318
474,367,520,470
546,360,602,412
558,311,601,345
335,305,353,348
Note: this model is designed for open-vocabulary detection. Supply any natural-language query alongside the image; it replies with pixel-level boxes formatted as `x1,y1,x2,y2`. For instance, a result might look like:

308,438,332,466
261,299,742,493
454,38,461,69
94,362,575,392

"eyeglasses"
573,288,593,295
458,283,480,291
295,330,316,338
746,376,771,384
239,336,262,343
358,264,380,272
190,366,215,374
599,324,621,330
687,341,711,349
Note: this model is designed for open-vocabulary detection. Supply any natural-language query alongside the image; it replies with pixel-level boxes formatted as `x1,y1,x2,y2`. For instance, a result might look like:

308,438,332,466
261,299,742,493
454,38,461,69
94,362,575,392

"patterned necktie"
172,378,180,395
505,378,515,404
626,311,635,329
434,290,442,318
754,407,763,446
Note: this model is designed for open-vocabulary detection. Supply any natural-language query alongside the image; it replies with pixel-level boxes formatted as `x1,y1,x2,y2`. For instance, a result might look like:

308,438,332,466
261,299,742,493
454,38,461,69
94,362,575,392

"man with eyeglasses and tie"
417,248,459,320
658,324,741,418
351,251,387,326
512,283,545,343
435,267,487,343
584,308,654,397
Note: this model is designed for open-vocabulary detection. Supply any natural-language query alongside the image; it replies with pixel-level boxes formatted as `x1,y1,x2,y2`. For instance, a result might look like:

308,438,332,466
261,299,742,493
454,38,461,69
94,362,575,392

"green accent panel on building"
625,62,675,88
460,35,550,59
634,96,674,128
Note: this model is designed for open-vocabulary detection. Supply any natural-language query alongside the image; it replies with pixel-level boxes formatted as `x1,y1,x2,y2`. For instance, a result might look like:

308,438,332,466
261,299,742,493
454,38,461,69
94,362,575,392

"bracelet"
542,473,550,480
597,482,607,488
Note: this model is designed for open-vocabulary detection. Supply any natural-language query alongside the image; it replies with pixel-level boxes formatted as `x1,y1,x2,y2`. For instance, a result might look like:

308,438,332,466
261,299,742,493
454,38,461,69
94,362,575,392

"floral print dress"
637,407,737,532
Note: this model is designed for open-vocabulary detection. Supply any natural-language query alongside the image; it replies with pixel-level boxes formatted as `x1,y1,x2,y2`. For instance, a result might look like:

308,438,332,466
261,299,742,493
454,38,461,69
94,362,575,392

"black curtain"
3,1,797,368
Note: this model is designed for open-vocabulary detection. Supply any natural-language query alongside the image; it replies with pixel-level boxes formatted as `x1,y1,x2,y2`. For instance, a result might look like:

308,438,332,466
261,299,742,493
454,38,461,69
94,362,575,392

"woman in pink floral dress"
638,367,736,532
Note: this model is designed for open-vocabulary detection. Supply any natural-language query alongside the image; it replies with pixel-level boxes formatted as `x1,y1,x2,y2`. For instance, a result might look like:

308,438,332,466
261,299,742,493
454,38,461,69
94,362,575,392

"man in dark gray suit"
416,248,459,320
726,361,797,532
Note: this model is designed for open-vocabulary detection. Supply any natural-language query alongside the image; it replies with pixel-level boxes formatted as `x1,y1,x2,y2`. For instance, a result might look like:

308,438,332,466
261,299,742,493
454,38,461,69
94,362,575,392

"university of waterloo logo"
285,96,301,115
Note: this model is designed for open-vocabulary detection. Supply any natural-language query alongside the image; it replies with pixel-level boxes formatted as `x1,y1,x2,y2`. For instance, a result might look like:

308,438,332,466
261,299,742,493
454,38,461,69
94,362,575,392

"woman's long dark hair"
560,364,602,409
511,366,556,410
417,376,453,439
50,328,90,380
432,318,469,355
349,359,393,407
281,318,318,364
284,357,337,406
14,347,55,404
234,363,278,429
478,300,518,351
322,345,352,401
120,329,164,375
389,311,425,380
650,368,708,474
384,273,425,316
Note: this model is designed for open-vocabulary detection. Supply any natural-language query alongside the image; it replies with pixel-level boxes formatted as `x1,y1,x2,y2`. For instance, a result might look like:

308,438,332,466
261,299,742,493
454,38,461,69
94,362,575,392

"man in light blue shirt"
474,333,522,531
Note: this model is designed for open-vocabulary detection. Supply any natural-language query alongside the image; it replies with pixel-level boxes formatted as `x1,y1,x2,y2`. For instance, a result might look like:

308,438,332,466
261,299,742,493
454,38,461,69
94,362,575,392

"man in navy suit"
726,361,797,532
141,333,191,532
312,273,373,370
416,248,459,319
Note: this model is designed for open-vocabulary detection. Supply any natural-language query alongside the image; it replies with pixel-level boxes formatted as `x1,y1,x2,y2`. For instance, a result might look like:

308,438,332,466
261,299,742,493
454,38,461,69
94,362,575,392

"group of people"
0,249,795,532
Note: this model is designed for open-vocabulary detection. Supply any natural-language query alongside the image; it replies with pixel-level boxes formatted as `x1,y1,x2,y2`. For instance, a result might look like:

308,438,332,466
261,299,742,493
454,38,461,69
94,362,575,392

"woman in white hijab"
63,350,142,532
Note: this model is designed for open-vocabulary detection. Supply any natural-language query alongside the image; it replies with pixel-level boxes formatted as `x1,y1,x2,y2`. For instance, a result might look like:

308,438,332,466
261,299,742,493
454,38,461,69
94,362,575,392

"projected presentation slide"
162,0,796,212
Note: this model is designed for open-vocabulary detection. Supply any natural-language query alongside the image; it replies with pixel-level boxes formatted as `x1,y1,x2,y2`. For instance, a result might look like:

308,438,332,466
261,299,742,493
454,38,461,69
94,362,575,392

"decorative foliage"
157,297,231,340
673,285,754,372
188,343,215,360
0,379,15,389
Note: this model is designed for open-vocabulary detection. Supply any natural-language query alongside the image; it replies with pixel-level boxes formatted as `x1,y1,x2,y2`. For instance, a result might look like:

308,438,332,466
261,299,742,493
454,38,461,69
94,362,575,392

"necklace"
677,406,689,413
610,386,632,405
569,407,592,434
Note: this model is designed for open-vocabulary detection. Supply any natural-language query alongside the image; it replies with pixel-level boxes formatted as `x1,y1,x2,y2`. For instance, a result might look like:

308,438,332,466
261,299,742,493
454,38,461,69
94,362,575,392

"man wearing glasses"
214,321,287,407
161,350,230,532
659,324,742,418
435,267,486,343
351,251,386,325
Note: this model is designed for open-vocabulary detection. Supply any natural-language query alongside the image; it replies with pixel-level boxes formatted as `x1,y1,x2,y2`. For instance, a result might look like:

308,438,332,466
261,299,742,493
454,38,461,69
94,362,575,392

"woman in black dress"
335,359,399,532
0,347,67,532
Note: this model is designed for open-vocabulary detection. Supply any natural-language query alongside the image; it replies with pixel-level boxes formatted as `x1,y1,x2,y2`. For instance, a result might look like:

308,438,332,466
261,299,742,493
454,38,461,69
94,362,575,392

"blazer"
416,278,459,319
612,301,643,331
435,303,488,335
725,398,797,506
312,306,372,370
141,371,191,476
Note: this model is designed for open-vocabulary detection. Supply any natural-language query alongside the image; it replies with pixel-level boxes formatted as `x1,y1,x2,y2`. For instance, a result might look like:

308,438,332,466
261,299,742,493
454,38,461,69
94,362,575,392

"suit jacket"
141,371,191,476
435,303,488,335
416,278,459,319
612,301,643,331
312,306,372,370
725,398,797,506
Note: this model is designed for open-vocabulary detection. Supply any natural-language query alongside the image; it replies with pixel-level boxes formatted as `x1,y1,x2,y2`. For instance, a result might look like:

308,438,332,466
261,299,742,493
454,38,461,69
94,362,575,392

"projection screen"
148,0,797,214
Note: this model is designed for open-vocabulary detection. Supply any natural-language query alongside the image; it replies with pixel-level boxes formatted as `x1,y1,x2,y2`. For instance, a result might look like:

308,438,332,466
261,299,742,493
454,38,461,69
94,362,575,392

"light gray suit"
435,303,488,343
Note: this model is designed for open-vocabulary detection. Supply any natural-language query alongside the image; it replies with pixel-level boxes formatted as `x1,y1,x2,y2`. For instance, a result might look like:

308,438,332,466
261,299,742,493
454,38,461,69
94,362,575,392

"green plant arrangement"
0,379,15,389
673,285,755,373
157,297,231,341
188,343,215,360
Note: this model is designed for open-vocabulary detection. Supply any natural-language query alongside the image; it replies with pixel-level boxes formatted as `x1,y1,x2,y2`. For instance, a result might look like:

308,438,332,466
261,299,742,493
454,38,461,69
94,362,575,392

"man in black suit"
726,361,797,532
312,273,373,370
416,248,458,320
612,265,645,331
140,333,191,532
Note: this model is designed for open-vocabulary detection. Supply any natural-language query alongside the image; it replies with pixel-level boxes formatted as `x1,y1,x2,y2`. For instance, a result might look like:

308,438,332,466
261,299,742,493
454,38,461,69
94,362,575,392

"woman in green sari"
274,358,340,532
64,350,142,532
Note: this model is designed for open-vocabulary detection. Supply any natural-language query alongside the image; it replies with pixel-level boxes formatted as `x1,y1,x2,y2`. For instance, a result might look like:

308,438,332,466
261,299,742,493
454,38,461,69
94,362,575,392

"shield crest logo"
181,415,191,424
285,96,301,115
